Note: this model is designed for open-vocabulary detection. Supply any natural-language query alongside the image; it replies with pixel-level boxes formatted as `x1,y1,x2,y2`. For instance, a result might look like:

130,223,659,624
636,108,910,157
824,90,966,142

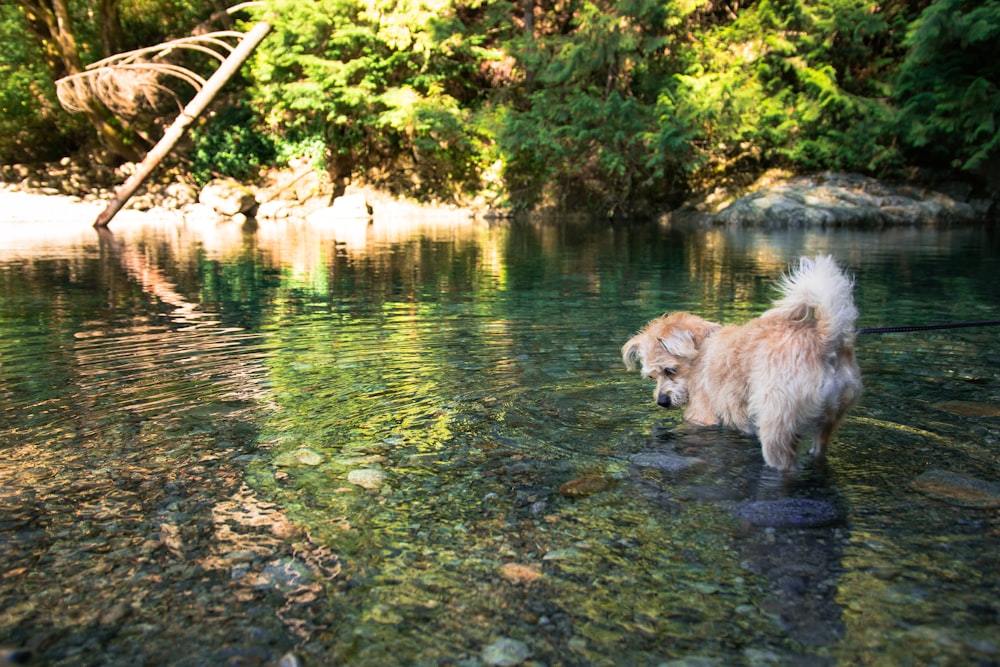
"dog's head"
621,312,721,409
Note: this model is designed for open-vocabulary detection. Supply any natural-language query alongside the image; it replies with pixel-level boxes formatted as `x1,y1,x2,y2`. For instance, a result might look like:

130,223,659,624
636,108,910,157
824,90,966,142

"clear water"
1,214,998,666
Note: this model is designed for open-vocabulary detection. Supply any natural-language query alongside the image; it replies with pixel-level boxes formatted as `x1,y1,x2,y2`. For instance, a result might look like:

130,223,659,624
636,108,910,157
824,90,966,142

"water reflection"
1,212,998,665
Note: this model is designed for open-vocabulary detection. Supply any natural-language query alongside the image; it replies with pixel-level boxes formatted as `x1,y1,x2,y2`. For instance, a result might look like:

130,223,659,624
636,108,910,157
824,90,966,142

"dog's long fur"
622,255,862,471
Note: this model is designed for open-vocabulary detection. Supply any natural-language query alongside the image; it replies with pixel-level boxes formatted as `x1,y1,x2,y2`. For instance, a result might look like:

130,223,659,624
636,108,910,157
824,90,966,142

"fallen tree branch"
93,20,272,228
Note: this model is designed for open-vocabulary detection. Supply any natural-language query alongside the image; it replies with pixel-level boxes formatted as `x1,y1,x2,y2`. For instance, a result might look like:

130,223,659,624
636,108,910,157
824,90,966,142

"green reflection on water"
238,223,1000,664
1,220,999,665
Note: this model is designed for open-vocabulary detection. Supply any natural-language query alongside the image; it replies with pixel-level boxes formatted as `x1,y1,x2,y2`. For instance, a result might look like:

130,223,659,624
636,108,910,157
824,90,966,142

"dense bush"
246,0,491,201
672,0,904,180
188,103,276,186
495,0,692,214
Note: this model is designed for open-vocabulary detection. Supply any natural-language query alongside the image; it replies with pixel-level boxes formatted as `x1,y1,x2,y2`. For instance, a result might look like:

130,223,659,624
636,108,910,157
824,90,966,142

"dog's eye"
662,367,677,377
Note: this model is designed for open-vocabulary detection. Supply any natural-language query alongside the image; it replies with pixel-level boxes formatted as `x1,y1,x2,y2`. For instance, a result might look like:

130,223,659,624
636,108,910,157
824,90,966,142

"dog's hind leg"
810,385,860,459
809,421,837,459
810,404,852,459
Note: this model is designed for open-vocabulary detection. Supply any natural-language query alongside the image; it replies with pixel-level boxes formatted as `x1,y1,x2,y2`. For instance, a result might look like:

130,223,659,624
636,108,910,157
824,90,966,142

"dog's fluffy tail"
771,255,858,346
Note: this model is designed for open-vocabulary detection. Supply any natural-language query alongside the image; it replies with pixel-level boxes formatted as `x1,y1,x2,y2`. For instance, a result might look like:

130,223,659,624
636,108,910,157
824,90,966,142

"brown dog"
622,256,862,471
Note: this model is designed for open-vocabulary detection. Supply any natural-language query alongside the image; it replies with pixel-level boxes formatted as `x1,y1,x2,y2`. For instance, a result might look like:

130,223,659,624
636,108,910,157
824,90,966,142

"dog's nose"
657,394,672,408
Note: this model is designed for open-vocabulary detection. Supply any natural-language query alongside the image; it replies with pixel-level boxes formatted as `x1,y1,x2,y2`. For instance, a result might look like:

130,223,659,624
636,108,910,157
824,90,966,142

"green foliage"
673,0,904,180
274,134,328,172
188,103,276,186
894,0,1000,171
247,0,490,201
497,0,691,214
499,89,669,214
118,0,218,50
1,0,996,208
0,0,222,163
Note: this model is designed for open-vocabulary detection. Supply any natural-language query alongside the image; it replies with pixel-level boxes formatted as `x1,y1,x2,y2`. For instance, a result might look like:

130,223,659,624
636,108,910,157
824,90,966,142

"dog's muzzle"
657,394,673,408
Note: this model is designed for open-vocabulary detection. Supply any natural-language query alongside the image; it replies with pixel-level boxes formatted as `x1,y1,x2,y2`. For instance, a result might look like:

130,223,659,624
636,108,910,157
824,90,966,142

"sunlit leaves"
673,0,903,177
496,0,683,214
247,0,487,200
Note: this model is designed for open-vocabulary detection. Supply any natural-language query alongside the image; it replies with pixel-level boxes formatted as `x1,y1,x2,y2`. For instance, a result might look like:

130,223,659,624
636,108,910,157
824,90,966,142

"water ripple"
1,314,272,449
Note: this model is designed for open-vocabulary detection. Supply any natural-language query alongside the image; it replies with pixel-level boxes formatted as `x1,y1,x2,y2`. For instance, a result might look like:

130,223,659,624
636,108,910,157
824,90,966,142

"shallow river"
1,209,998,666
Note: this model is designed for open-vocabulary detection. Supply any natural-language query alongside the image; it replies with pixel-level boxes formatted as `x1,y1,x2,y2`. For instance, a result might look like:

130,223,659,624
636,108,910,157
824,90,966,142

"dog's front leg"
757,421,800,471
683,397,718,426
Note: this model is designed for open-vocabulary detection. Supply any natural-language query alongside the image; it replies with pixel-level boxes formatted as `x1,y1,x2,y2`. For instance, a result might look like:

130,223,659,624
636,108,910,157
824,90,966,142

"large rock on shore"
672,171,993,227
199,178,257,217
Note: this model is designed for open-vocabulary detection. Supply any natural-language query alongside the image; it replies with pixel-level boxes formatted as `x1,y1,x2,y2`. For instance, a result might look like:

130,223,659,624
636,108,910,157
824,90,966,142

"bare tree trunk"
94,21,272,228
523,0,536,88
49,0,85,72
97,0,124,57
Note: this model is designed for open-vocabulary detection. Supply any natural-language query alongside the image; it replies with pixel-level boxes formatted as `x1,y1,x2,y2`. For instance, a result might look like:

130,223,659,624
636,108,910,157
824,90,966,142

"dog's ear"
658,330,696,358
621,335,643,370
698,321,723,341
658,319,720,359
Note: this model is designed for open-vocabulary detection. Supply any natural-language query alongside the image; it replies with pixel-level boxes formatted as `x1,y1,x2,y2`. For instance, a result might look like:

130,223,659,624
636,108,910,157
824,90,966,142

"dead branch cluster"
56,32,245,118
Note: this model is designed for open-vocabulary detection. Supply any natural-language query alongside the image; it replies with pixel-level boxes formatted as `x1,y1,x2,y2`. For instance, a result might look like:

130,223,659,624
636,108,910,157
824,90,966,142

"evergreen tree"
672,0,903,182
894,0,1000,172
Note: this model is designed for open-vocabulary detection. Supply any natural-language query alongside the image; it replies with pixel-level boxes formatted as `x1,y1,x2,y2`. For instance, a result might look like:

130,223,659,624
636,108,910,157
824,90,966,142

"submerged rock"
255,557,315,593
933,401,1000,418
558,475,610,497
913,469,1000,508
542,547,585,560
347,468,386,489
99,602,132,625
481,637,532,667
628,451,706,472
274,448,323,467
498,562,543,585
0,648,32,665
735,498,841,528
659,658,724,667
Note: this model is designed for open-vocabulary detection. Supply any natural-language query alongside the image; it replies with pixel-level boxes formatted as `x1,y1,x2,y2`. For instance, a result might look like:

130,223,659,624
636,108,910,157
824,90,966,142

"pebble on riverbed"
499,563,543,585
273,448,323,466
933,401,1000,418
557,475,610,498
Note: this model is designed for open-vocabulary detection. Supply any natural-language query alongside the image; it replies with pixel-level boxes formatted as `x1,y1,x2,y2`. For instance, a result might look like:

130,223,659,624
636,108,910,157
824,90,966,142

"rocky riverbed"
0,402,343,666
3,186,999,666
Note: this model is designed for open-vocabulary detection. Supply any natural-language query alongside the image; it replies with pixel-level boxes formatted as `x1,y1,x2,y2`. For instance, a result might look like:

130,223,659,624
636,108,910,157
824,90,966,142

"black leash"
857,320,1000,335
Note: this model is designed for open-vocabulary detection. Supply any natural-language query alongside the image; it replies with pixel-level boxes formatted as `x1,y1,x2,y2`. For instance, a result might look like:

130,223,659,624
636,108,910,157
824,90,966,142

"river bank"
0,158,484,228
2,159,996,228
